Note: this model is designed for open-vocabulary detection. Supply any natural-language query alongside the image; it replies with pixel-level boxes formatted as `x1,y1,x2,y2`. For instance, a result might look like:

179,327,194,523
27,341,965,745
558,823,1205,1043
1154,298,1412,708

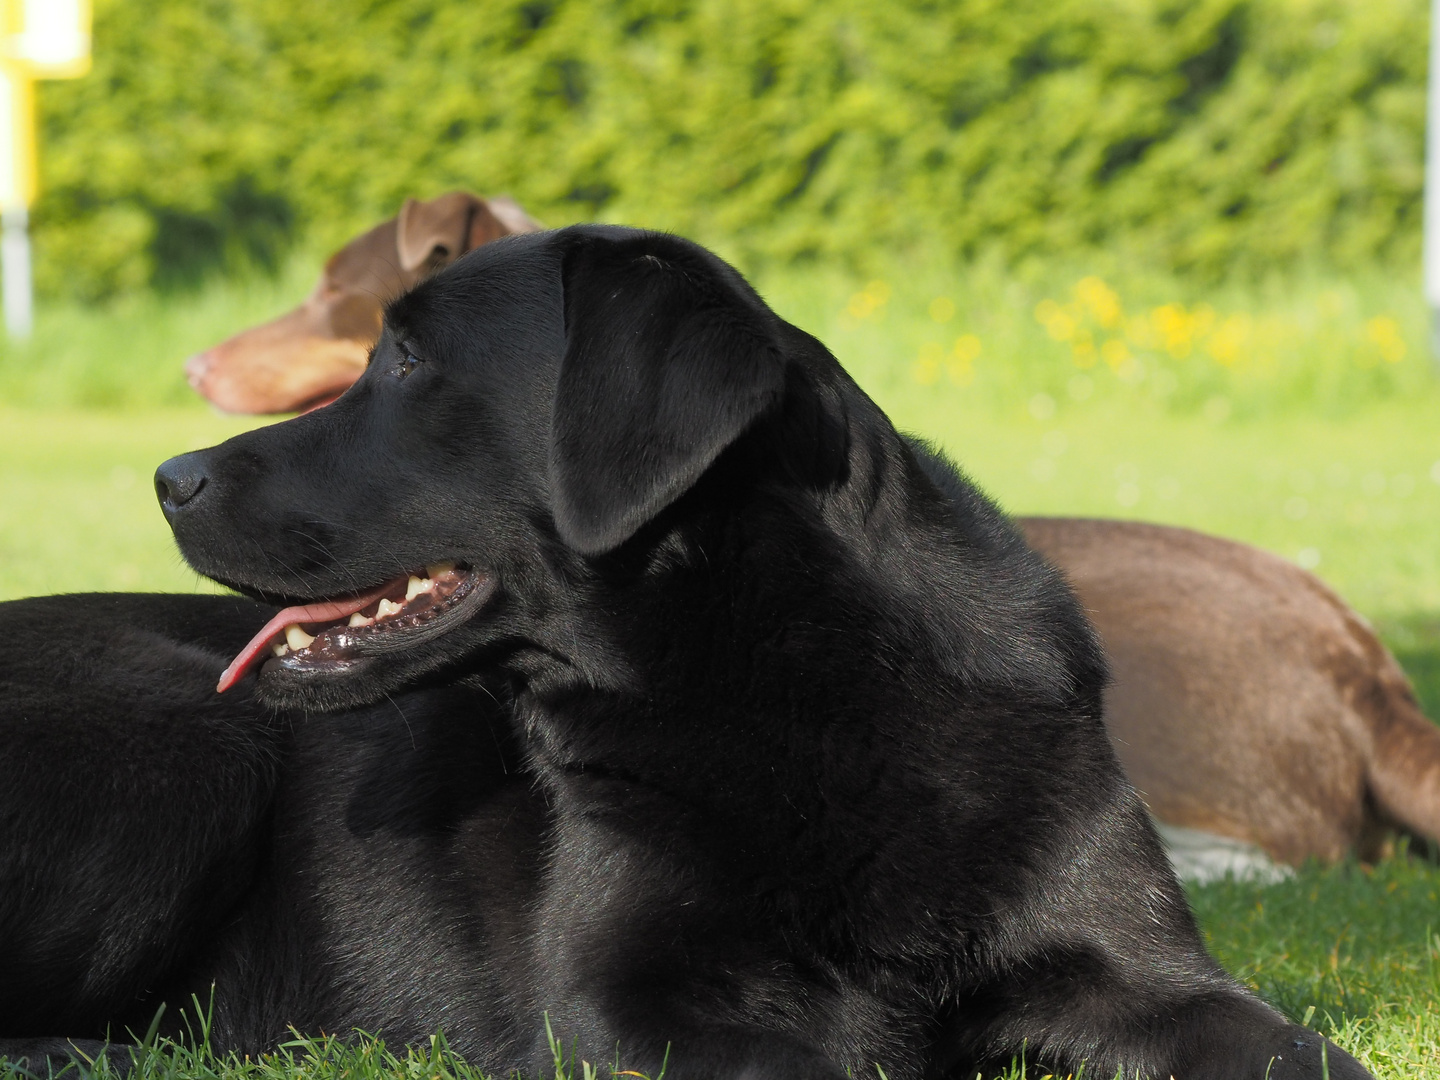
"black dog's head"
156,226,861,710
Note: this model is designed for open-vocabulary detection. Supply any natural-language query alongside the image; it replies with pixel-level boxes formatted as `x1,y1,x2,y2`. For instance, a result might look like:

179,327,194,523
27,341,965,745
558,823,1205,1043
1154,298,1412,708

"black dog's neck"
507,410,1102,952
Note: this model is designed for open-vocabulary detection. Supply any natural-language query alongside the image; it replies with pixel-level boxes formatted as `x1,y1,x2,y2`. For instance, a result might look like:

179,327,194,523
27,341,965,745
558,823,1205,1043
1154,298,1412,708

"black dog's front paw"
1261,1028,1371,1080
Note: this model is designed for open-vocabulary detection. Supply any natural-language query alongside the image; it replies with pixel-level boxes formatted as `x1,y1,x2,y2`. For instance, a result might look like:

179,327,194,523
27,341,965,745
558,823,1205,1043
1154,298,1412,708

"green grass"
0,257,321,410
0,409,271,599
1192,854,1440,1077
4,259,1440,1076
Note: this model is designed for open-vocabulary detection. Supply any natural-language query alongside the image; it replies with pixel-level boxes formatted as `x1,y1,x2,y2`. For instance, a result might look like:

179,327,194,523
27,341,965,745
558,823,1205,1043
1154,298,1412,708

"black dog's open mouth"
216,564,490,692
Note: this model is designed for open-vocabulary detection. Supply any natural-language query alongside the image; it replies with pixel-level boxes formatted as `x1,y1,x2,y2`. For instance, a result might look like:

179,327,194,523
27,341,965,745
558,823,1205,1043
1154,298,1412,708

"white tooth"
348,612,373,628
376,598,403,619
271,641,290,657
285,624,315,651
426,561,456,577
405,575,431,601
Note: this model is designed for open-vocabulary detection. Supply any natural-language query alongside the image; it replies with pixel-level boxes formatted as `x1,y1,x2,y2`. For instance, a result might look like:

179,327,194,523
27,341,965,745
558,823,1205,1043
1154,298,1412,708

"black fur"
0,227,1369,1079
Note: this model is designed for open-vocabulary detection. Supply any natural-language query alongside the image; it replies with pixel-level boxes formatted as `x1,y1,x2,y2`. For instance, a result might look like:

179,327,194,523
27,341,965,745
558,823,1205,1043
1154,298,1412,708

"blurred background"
10,0,1439,674
3,1,1434,630
0,0,1435,654
0,0,1434,668
2,0,1439,1071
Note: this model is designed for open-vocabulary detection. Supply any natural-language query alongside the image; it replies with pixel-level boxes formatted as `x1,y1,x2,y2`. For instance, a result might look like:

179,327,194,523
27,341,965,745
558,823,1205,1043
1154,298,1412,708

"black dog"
0,226,1369,1079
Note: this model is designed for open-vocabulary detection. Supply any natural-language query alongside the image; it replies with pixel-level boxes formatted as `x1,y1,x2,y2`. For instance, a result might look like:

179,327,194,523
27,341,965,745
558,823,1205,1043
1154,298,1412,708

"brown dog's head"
185,192,543,414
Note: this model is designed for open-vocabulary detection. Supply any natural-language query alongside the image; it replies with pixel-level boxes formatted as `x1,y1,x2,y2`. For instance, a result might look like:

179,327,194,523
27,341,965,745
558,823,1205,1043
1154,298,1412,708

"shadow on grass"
1376,614,1440,721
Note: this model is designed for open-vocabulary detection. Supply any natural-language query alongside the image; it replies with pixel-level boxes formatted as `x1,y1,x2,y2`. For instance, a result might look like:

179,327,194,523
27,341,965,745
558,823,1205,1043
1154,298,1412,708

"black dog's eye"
389,345,425,379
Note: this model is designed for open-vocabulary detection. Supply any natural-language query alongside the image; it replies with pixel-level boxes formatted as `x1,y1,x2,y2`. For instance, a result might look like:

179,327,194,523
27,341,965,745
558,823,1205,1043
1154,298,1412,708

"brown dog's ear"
549,228,787,556
398,192,545,271
475,196,544,245
396,192,485,272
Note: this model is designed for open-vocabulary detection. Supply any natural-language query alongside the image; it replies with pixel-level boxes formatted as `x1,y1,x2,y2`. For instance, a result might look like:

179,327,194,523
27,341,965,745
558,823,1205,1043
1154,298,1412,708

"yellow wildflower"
1364,316,1407,364
1206,314,1251,366
914,341,943,386
1150,303,1193,359
846,280,892,321
949,334,981,386
1101,339,1129,370
1076,277,1122,329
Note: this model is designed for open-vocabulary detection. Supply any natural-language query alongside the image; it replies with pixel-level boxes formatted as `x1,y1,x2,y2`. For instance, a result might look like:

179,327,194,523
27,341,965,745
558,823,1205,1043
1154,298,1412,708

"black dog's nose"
154,453,208,518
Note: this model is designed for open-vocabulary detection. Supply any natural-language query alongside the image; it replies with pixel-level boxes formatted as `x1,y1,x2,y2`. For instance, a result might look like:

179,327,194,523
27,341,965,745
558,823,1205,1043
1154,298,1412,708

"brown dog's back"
1020,516,1440,864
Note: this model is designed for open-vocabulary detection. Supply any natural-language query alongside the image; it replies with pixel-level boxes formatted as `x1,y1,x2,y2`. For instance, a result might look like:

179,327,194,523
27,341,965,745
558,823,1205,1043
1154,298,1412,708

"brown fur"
185,192,542,414
1020,516,1440,864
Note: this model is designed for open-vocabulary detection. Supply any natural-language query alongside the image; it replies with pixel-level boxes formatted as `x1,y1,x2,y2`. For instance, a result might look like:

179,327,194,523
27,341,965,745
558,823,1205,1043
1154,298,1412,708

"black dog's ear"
550,231,786,555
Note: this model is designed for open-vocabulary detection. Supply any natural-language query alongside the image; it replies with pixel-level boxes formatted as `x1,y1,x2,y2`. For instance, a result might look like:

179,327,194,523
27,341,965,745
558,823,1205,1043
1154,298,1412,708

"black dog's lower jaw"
214,563,496,701
2,226,1371,1080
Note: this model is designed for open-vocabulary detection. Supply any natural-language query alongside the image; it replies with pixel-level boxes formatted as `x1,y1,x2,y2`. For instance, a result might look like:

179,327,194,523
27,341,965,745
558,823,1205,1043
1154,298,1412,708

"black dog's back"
0,593,544,1066
0,594,283,1040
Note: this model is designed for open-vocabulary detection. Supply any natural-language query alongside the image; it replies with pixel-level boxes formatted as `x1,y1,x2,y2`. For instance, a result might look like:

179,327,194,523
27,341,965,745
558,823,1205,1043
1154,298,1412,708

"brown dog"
186,192,542,413
186,200,1440,872
1022,518,1440,870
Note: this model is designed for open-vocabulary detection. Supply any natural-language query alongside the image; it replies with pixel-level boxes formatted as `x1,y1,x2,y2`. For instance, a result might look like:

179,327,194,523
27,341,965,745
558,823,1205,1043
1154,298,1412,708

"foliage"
32,0,1429,300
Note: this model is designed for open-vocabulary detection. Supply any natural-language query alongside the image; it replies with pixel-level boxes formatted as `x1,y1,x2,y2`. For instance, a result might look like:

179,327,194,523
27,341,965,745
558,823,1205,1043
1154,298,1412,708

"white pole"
0,0,91,340
1425,0,1440,359
2,205,31,338
0,64,29,340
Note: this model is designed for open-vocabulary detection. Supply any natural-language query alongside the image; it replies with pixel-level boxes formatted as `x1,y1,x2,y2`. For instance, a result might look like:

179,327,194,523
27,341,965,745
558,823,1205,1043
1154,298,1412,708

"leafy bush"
32,0,1427,300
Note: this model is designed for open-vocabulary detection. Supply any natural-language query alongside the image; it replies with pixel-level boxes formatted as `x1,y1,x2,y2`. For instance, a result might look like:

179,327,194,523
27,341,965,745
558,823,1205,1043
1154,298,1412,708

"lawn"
2,260,1440,1077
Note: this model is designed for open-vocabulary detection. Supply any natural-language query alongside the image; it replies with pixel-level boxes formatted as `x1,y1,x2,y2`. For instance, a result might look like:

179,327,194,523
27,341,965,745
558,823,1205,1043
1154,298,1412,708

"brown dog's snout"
184,350,216,393
154,452,209,521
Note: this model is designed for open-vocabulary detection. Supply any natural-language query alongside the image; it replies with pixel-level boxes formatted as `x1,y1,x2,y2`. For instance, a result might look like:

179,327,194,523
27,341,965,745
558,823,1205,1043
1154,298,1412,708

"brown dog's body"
1022,517,1440,865
186,195,1440,868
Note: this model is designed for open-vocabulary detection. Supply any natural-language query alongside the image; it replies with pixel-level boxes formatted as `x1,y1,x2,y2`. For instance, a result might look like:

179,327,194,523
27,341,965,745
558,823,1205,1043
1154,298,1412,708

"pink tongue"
217,577,406,693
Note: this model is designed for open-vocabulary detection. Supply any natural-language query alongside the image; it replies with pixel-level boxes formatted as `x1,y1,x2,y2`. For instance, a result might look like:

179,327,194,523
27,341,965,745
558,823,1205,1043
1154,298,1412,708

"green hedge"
32,0,1428,300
